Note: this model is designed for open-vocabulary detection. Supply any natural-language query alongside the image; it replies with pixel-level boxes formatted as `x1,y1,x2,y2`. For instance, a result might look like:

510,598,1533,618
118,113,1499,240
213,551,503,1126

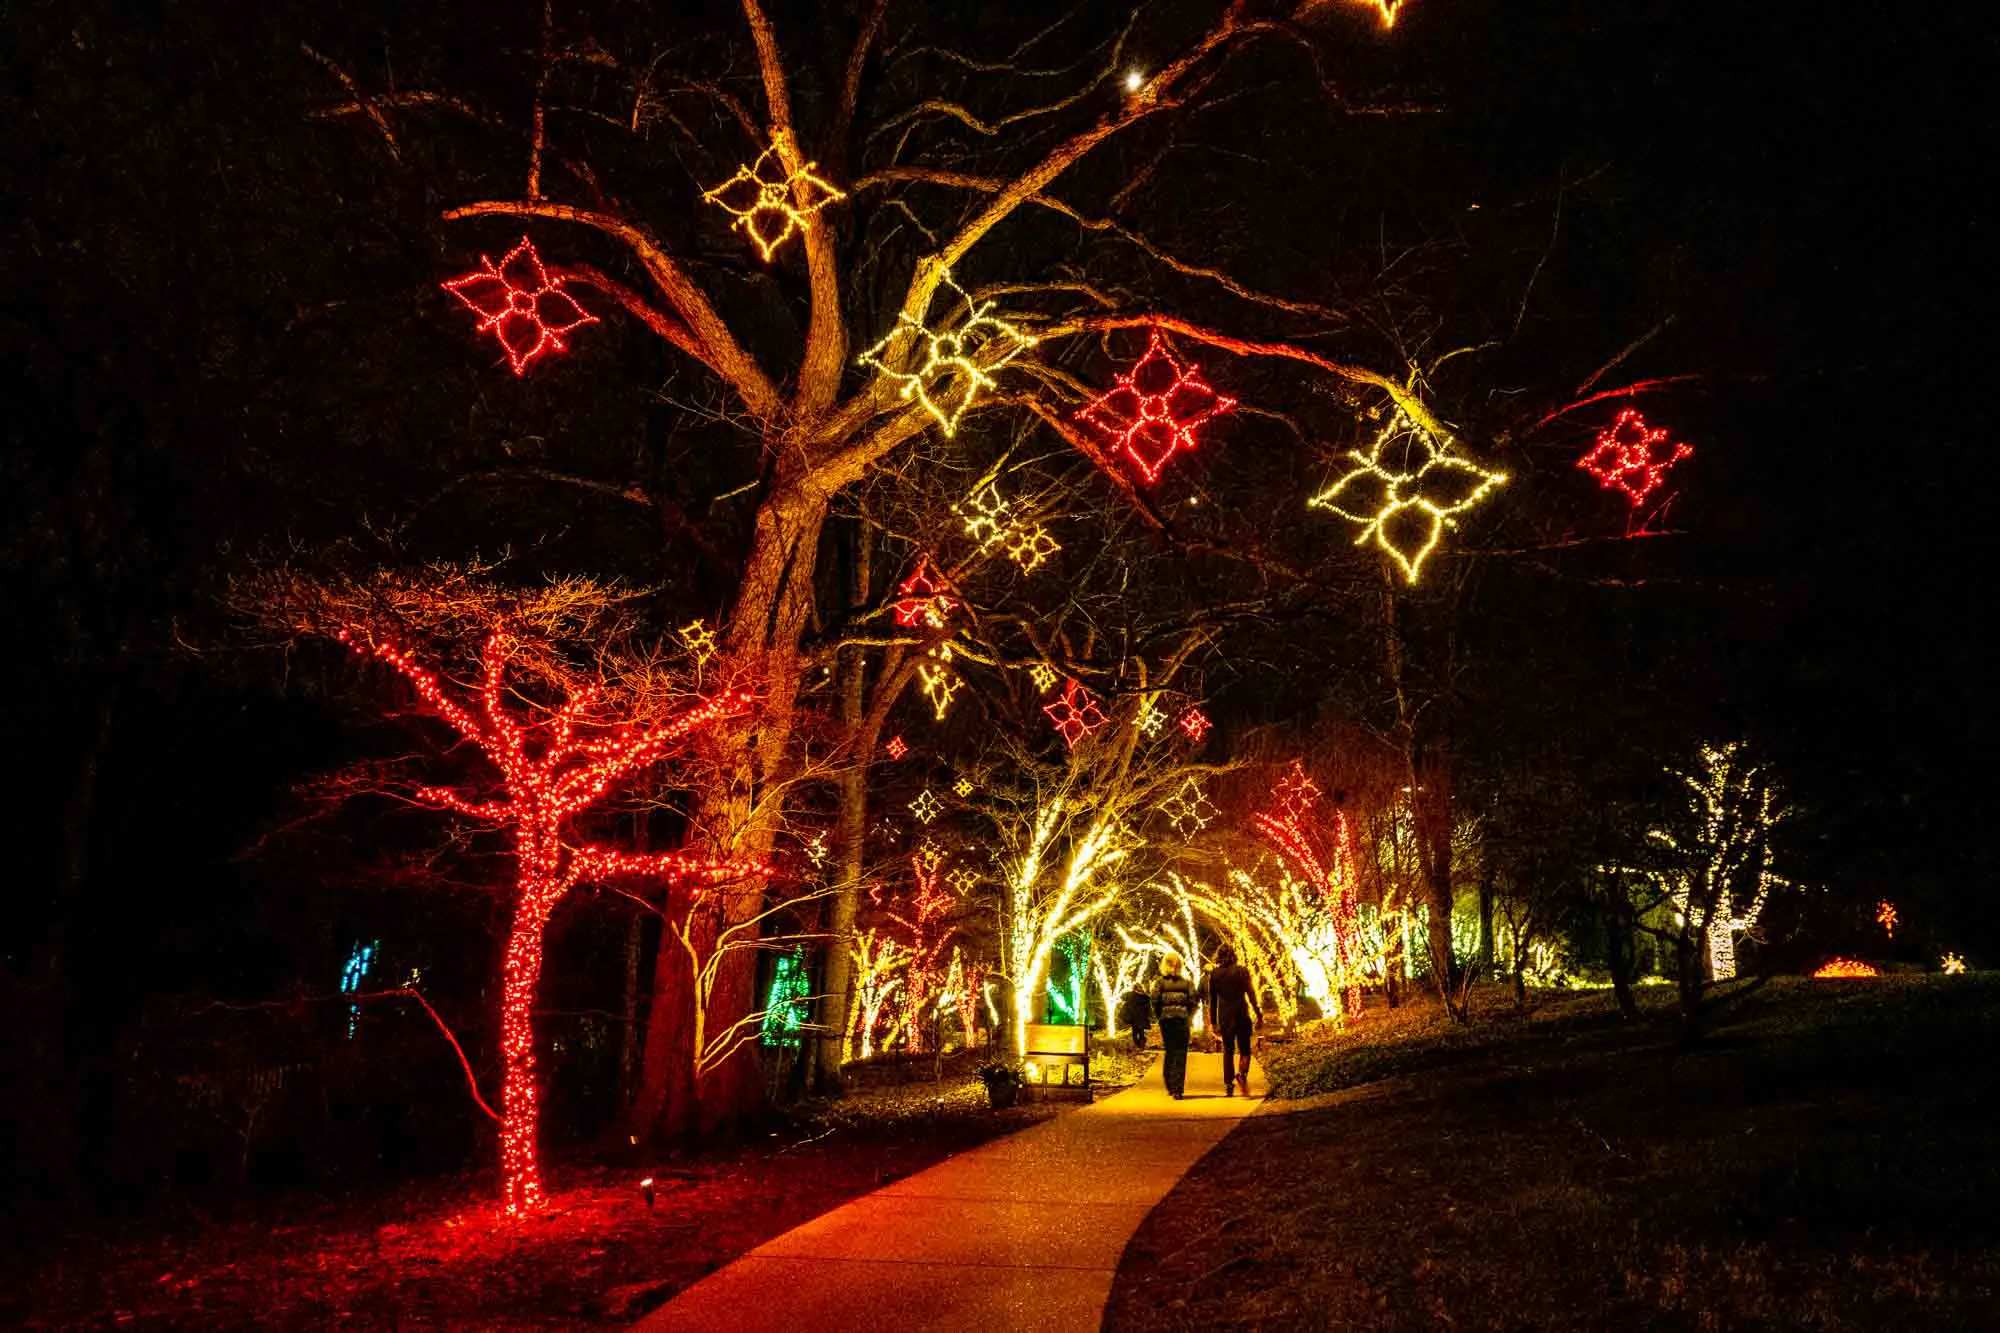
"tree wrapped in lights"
1639,741,1791,1033
885,852,957,1051
1252,761,1365,1021
296,579,766,1216
845,926,911,1061
306,0,1505,1139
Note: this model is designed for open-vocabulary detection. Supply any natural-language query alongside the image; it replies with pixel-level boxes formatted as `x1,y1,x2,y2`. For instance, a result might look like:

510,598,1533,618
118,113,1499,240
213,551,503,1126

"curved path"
635,1052,1264,1332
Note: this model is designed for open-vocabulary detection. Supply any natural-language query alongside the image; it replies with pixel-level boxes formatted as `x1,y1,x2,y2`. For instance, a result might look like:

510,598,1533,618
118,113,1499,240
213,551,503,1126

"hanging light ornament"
884,736,908,761
953,774,976,797
1077,329,1236,484
1273,758,1322,821
678,620,720,669
1578,409,1692,509
1043,679,1109,747
910,788,945,824
858,269,1038,437
1350,0,1407,28
893,558,958,629
1137,699,1167,738
1178,706,1212,744
1028,662,1059,693
1159,778,1220,841
700,138,845,262
441,237,597,376
1309,408,1506,583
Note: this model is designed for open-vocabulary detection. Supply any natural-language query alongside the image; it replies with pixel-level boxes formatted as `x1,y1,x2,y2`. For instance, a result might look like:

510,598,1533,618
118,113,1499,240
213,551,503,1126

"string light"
1028,663,1058,693
1349,0,1406,27
889,853,958,1051
1077,329,1236,484
1309,408,1506,583
759,950,811,1048
1876,899,1899,938
803,832,829,868
893,558,957,629
1159,778,1219,841
953,775,975,797
1273,759,1322,820
915,839,947,873
948,867,980,895
1813,958,1879,978
1137,699,1166,738
857,269,1037,437
336,625,762,1216
679,620,720,669
1941,952,1967,975
957,482,1059,572
1043,679,1108,747
700,142,845,262
960,483,1013,552
918,661,960,720
339,939,378,1040
911,788,944,824
885,735,908,761
441,236,597,376
1578,409,1691,508
1178,707,1211,744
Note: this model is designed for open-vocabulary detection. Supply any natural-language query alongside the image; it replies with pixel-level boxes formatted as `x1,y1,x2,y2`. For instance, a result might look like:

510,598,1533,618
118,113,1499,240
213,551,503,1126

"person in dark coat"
1116,987,1153,1049
1149,952,1197,1098
1200,945,1263,1096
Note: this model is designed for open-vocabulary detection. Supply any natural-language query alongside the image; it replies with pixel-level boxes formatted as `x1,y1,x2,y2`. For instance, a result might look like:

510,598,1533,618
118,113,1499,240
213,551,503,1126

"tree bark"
633,478,830,1139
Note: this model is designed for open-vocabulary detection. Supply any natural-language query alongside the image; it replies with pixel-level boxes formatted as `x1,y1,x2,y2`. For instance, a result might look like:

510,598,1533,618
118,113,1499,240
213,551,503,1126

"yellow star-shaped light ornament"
858,270,1038,437
1309,409,1505,583
679,620,720,669
702,140,846,262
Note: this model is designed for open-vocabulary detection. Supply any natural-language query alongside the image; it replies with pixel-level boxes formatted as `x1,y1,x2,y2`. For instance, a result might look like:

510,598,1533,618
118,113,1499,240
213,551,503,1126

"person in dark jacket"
1149,952,1197,1098
1200,945,1263,1096
1116,988,1153,1049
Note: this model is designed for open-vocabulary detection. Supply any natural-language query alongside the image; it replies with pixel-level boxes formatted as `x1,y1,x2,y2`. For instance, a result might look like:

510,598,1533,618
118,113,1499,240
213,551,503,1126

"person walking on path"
1150,952,1197,1098
1200,945,1263,1096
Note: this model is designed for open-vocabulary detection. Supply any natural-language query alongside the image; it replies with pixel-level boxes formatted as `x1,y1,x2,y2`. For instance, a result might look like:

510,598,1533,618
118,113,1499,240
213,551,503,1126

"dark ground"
10,1044,1147,1331
1107,976,2000,1331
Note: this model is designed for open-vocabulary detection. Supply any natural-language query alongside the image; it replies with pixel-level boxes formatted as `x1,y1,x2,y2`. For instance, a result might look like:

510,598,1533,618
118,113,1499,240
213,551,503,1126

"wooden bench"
1021,1022,1091,1100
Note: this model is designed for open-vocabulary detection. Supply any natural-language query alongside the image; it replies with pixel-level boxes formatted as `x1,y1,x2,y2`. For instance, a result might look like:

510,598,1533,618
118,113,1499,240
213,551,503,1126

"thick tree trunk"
633,481,830,1140
1412,750,1464,1019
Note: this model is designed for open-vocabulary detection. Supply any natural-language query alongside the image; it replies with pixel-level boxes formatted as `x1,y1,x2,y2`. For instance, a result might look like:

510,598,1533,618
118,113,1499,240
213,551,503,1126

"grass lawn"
12,1043,1148,1330
1107,976,2000,1331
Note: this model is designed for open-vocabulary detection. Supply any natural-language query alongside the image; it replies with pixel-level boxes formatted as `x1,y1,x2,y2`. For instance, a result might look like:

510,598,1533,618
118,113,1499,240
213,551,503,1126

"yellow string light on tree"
700,139,845,262
678,620,720,669
1309,408,1506,583
858,270,1037,437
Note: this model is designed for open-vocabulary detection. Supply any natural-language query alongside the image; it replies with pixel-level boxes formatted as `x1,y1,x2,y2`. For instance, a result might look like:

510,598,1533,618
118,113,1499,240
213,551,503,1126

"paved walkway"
635,1051,1264,1332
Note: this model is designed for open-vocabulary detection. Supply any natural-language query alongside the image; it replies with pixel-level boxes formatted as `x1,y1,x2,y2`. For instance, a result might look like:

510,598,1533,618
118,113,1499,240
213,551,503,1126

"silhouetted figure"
1117,988,1153,1049
1200,945,1263,1096
1150,952,1197,1098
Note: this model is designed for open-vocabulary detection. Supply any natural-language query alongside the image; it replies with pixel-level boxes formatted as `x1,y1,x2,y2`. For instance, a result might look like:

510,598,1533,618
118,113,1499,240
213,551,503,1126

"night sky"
1,0,1994,1211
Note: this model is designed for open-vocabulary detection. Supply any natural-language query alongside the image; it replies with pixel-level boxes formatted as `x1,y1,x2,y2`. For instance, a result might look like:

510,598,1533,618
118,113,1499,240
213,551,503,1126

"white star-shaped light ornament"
1309,408,1506,583
858,270,1038,437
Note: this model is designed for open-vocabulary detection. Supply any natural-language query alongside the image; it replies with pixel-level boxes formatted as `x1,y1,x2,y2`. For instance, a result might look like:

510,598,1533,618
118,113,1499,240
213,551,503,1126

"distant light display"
339,939,378,1040
1077,329,1236,484
1941,952,1967,975
1875,899,1899,938
759,950,812,1048
441,237,597,375
1813,958,1879,979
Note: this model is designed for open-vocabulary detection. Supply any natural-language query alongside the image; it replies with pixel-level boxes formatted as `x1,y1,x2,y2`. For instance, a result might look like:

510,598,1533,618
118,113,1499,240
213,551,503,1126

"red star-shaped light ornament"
1178,706,1212,745
1078,330,1236,484
1043,679,1108,747
1273,759,1321,820
892,558,958,629
884,736,908,761
441,237,597,376
1578,409,1692,508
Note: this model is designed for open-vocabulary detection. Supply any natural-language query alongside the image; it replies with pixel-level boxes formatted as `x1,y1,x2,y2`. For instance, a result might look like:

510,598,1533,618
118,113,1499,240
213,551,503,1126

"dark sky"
2,0,1993,954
